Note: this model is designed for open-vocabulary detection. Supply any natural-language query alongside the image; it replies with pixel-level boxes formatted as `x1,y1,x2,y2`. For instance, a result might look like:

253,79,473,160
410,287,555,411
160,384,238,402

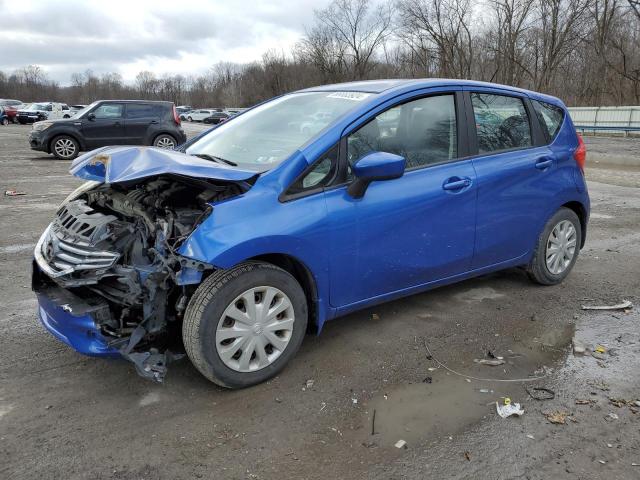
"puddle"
359,324,574,447
453,287,505,303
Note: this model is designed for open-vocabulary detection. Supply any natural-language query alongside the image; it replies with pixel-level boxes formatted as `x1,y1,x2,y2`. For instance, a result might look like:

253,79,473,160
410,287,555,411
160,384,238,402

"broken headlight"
59,180,102,208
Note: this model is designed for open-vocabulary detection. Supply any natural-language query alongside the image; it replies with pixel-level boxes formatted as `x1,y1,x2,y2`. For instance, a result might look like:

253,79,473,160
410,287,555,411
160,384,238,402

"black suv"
28,100,187,159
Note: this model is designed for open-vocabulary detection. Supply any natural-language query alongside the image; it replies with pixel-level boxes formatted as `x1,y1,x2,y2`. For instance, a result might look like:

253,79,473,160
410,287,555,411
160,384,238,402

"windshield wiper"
192,153,238,167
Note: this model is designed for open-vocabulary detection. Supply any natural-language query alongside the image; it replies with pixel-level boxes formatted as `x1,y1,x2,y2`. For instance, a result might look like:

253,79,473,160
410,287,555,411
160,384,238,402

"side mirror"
347,151,405,199
87,113,96,121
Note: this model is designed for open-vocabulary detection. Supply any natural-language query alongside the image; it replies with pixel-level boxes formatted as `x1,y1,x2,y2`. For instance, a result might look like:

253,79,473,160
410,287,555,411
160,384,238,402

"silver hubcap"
216,286,295,372
546,220,577,275
54,138,76,158
156,136,175,149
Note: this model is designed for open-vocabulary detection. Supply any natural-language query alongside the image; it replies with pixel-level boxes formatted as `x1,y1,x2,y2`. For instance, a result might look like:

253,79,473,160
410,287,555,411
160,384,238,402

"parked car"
28,100,186,159
176,105,193,114
32,79,589,388
0,98,24,108
17,102,70,124
0,106,9,125
202,111,229,124
67,105,87,117
1,105,19,123
186,109,220,122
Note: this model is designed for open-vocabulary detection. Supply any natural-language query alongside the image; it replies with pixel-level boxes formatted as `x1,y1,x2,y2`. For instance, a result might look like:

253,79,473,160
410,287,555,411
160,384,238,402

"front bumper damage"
32,156,252,381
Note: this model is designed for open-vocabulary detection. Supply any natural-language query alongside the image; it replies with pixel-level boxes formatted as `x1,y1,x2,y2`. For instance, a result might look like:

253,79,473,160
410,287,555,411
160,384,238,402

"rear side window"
531,100,564,142
126,104,162,119
471,93,532,154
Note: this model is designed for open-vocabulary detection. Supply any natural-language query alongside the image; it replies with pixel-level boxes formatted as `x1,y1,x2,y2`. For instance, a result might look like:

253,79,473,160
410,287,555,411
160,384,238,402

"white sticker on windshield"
326,92,371,101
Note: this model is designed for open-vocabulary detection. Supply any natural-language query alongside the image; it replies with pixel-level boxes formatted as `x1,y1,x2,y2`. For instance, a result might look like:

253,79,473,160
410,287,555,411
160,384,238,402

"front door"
325,92,478,309
82,103,126,147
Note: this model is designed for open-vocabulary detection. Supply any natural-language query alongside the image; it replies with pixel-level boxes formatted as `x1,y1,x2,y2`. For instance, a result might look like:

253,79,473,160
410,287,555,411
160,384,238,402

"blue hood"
70,146,258,183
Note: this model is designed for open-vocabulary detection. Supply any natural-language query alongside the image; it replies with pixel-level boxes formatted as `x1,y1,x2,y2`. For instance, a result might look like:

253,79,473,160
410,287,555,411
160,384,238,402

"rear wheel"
527,207,581,285
1,118,8,126
187,116,193,122
153,134,176,149
183,262,308,388
51,135,79,160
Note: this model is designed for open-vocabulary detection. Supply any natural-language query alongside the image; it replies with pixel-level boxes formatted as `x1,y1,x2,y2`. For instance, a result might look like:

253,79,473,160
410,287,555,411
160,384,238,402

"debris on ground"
609,397,628,408
581,300,633,311
304,379,314,389
394,439,407,449
479,388,494,394
496,398,524,418
526,386,555,400
572,340,586,355
575,399,595,405
605,412,619,421
588,380,610,391
526,434,535,440
544,410,569,424
4,189,27,196
370,313,380,320
464,451,471,461
423,376,432,384
474,358,505,366
594,345,606,354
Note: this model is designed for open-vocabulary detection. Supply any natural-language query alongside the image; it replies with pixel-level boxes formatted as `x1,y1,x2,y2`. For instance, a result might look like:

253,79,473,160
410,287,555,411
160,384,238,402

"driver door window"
93,104,123,119
347,94,458,179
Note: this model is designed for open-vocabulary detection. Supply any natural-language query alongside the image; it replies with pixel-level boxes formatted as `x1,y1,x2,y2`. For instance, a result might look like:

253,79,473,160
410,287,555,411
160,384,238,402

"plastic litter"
394,439,407,449
572,340,586,355
581,300,633,311
4,189,27,196
496,398,524,418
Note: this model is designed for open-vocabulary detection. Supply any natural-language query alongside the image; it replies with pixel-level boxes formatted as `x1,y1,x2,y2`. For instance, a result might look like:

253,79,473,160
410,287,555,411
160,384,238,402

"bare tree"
397,0,475,78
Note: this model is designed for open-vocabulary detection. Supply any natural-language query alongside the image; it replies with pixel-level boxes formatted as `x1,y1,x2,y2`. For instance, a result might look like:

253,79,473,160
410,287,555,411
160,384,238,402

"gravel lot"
1,123,639,479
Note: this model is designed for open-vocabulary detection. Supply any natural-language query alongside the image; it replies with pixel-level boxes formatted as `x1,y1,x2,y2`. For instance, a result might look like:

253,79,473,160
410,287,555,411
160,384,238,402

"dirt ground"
0,123,639,480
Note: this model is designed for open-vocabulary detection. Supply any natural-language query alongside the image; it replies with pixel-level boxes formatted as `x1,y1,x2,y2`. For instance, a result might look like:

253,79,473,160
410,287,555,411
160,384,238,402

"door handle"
442,177,472,191
150,120,158,124
535,158,553,170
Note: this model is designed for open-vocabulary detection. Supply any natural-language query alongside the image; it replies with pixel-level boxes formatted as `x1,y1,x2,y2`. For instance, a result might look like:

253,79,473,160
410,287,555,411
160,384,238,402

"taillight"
574,134,586,172
172,105,181,125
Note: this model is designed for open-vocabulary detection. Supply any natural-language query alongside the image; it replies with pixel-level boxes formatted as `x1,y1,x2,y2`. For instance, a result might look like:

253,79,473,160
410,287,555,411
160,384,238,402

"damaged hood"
70,146,258,184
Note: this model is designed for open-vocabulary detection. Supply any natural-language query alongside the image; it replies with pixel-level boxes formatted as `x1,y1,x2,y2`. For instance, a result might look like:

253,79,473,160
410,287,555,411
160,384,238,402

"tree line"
1,0,639,108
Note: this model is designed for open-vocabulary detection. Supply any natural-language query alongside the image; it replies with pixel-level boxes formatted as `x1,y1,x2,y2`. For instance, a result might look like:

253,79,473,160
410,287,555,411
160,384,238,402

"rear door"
124,103,162,144
81,102,126,147
466,89,556,268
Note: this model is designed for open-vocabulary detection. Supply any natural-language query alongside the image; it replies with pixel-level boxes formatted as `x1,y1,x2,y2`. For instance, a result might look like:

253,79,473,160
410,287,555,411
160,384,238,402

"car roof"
297,79,565,107
97,100,172,105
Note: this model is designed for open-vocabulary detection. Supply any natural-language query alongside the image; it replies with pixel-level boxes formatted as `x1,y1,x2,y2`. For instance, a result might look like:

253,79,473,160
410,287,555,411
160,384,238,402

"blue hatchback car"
32,79,589,387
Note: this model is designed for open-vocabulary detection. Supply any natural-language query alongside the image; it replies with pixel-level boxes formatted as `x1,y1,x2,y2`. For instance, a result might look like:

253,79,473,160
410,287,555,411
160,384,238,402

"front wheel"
183,262,308,388
51,135,79,160
153,134,176,149
187,116,193,122
527,207,582,285
1,118,8,126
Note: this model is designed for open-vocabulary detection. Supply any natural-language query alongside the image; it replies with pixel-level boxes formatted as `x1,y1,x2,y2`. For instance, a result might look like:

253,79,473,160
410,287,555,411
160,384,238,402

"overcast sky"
0,0,330,84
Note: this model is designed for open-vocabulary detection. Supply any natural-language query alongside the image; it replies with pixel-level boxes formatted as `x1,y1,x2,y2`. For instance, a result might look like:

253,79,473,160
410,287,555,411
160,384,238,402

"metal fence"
568,106,640,134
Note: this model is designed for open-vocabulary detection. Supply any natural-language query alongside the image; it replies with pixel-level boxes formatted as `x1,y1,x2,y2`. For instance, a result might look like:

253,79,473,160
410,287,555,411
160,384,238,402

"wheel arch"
248,253,320,333
561,201,587,248
48,132,84,154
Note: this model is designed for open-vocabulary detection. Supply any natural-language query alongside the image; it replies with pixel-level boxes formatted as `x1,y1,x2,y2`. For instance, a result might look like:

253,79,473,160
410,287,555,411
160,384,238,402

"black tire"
1,118,8,126
187,116,193,122
527,207,582,285
153,134,176,149
50,135,80,160
183,261,308,388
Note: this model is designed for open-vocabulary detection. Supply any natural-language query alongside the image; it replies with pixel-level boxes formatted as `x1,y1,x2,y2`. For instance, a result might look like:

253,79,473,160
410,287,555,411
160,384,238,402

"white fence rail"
568,106,640,132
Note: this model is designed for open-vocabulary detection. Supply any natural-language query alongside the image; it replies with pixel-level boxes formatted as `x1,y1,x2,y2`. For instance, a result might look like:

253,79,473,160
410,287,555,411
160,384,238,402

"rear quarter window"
531,100,564,142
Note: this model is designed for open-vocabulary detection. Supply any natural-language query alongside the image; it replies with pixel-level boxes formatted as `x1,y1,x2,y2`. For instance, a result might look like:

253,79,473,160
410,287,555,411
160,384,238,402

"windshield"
27,103,49,111
185,91,371,170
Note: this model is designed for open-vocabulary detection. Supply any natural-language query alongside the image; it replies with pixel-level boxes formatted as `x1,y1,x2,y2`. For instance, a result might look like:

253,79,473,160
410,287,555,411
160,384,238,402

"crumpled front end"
33,170,248,381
